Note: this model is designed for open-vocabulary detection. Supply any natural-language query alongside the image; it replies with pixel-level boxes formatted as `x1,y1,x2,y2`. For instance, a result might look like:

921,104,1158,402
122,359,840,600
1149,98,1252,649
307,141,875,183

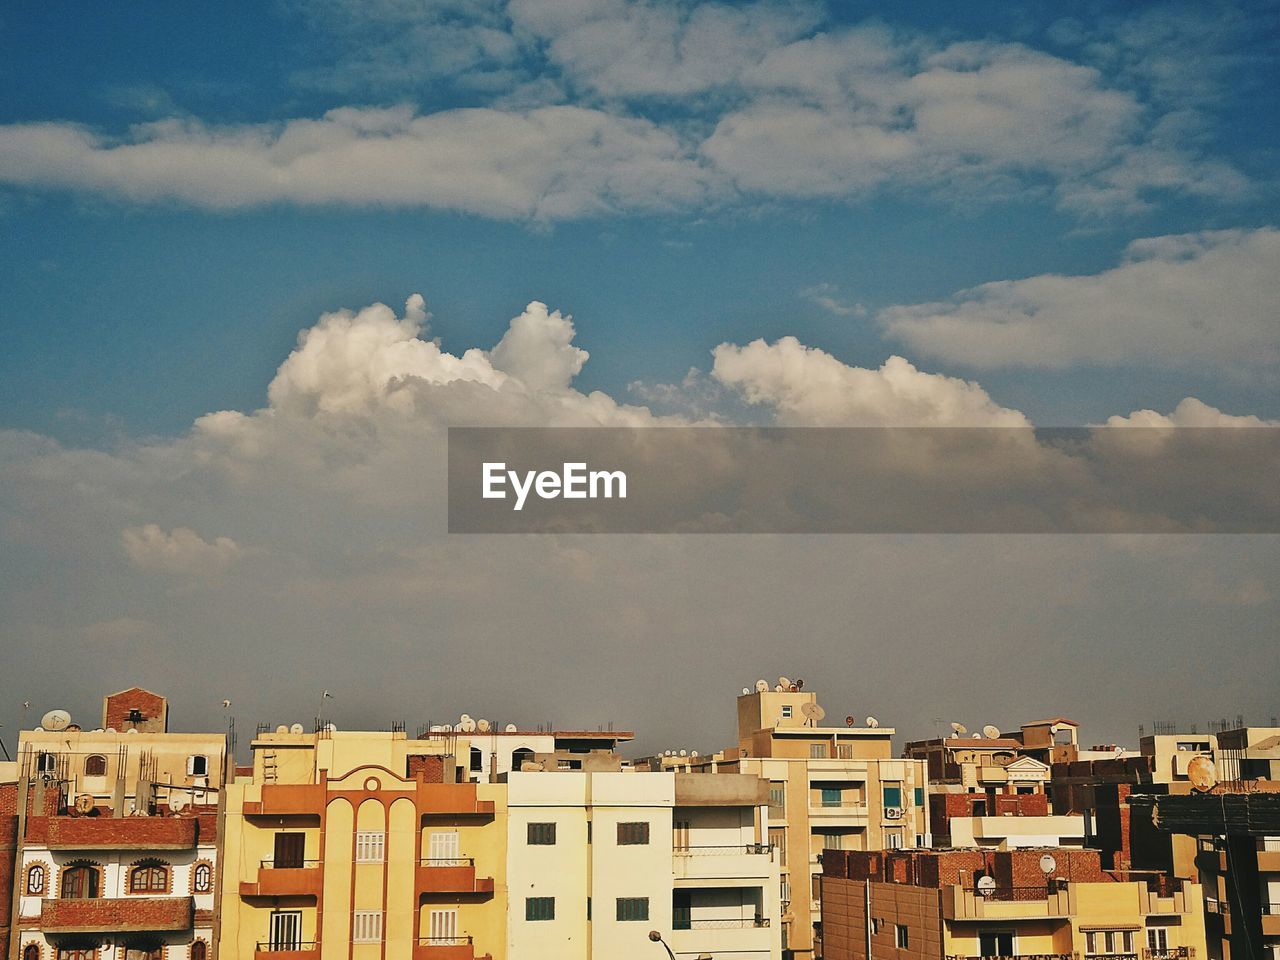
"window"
821,787,842,807
191,944,207,960
781,705,793,718
617,821,650,845
819,831,844,851
186,755,208,777
36,752,57,774
870,918,880,935
768,785,785,812
83,756,107,777
525,897,555,921
809,743,827,759
129,862,169,893
895,924,909,949
885,831,903,849
352,911,382,943
27,864,46,895
355,831,385,863
882,785,903,808
811,874,822,901
268,910,302,951
123,942,161,960
836,744,854,759
979,930,1014,957
192,863,213,894
274,832,305,869
616,897,649,921
511,747,534,771
914,787,924,807
527,822,556,845
427,909,458,944
1147,928,1169,952
60,865,98,899
23,945,40,960
469,747,483,772
427,831,461,864
56,949,93,960
1086,930,1135,956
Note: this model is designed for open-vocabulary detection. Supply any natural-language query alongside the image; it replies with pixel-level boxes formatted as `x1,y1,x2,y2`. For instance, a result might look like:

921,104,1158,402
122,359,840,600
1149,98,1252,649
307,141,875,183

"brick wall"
103,688,168,733
39,896,194,932
825,847,1112,890
31,814,200,848
0,783,17,953
407,755,446,783
822,876,943,960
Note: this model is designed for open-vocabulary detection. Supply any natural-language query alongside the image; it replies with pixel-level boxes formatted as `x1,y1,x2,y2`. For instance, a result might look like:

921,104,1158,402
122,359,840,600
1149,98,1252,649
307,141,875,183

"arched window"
511,748,535,772
129,862,169,893
61,864,99,899
192,862,212,894
26,863,46,895
123,942,162,960
83,755,107,776
191,943,207,960
23,943,40,960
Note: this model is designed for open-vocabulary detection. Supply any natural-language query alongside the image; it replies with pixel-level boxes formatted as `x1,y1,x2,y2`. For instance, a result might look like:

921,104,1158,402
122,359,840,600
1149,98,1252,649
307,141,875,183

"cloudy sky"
0,0,1276,755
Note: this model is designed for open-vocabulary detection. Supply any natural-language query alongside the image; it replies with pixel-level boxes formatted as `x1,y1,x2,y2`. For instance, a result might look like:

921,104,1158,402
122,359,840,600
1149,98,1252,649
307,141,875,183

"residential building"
685,685,928,960
9,689,226,960
821,847,1208,960
506,769,781,960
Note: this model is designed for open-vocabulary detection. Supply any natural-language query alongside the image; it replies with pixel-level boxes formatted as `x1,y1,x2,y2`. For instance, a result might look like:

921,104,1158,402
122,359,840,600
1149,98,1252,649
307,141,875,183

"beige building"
686,685,928,960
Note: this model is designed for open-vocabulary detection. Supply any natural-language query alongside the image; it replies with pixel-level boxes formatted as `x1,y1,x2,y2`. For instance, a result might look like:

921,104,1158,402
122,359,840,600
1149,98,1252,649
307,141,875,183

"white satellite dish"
950,722,968,736
1113,745,1126,758
477,719,491,733
982,724,1001,739
972,732,984,739
800,702,826,724
679,749,687,757
778,676,792,690
754,679,769,693
275,725,288,734
505,723,518,733
440,723,453,732
691,751,699,758
866,716,880,728
977,875,996,897
42,709,72,732
459,714,472,723
1039,853,1057,875
105,728,117,734
289,723,304,734
323,723,337,733
742,688,751,696
125,728,138,734
459,718,477,733
168,794,188,813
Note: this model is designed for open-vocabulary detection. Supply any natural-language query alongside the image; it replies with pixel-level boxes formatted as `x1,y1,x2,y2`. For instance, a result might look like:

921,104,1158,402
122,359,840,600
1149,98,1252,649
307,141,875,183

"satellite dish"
754,680,769,693
42,710,72,732
972,732,984,739
459,714,472,723
679,749,687,757
845,716,855,727
1113,745,1125,758
289,723,304,734
275,725,288,734
1187,755,1218,791
778,677,792,690
125,728,138,734
774,684,785,692
168,794,188,813
477,719,491,733
742,688,751,696
795,679,804,690
866,716,880,728
690,751,699,758
950,722,968,736
74,795,95,815
505,723,518,733
459,718,477,733
1039,853,1057,875
105,728,117,734
800,703,826,724
983,724,1001,740
323,723,337,733
977,875,996,897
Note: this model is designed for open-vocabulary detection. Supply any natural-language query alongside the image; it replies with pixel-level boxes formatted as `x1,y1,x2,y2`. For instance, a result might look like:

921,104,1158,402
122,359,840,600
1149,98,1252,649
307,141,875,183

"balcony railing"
945,954,1075,960
673,917,770,930
673,844,770,856
1142,949,1196,959
418,938,473,947
255,943,318,954
1204,897,1228,915
973,885,1063,901
240,860,323,898
417,858,493,895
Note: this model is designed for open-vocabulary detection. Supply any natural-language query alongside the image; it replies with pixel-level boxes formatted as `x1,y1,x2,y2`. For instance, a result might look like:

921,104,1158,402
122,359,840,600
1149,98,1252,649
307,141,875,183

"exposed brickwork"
0,782,17,952
38,815,199,849
103,688,168,733
39,896,194,932
407,754,446,783
825,847,1112,888
928,791,1048,842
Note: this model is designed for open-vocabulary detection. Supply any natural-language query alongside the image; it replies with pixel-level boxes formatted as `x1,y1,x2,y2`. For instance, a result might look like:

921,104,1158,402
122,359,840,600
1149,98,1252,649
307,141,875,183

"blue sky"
0,1,1276,748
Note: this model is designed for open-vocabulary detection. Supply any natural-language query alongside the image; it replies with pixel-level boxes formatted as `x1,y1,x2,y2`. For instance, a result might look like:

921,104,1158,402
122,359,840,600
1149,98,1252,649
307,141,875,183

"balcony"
239,860,323,898
417,784,495,818
1142,949,1197,959
414,936,492,960
417,859,494,896
668,918,773,955
242,784,324,817
45,816,197,850
944,955,1074,960
1263,902,1280,936
1258,849,1280,872
41,897,194,933
807,801,869,824
1138,878,1195,916
941,885,1072,920
254,941,319,960
673,845,773,884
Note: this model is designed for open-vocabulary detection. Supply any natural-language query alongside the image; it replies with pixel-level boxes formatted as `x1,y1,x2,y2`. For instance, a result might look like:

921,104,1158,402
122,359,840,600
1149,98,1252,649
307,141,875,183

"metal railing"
419,857,475,867
1204,897,1229,915
255,942,318,954
972,885,1065,902
672,844,770,856
1142,948,1196,959
417,935,473,947
945,954,1076,960
260,859,321,869
673,917,770,930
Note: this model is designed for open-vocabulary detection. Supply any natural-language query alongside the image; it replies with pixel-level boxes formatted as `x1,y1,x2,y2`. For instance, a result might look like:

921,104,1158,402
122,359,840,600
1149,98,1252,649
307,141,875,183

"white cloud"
0,106,711,220
122,524,241,576
1105,397,1280,429
801,283,866,318
710,337,1030,427
880,227,1280,376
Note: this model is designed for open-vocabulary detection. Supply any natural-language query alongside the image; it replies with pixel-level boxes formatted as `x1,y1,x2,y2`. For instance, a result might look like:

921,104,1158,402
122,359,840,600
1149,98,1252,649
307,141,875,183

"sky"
0,0,1276,757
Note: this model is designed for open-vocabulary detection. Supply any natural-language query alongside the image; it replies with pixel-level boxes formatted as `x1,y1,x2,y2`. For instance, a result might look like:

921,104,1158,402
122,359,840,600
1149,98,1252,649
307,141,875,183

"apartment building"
505,770,781,960
685,685,928,960
821,847,1208,960
219,725,507,960
8,689,226,960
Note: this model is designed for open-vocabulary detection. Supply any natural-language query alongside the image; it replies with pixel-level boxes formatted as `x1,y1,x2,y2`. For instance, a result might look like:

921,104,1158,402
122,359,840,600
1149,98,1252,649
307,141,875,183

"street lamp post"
648,931,676,960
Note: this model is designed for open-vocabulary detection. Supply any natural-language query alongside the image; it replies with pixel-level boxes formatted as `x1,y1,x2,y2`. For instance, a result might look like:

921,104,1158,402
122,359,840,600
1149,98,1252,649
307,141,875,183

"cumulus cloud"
1106,397,1280,429
880,227,1280,377
122,524,241,576
710,337,1030,426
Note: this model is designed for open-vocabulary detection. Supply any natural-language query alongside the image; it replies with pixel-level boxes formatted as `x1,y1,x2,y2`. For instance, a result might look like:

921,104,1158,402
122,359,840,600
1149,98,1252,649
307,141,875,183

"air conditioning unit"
884,806,904,820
